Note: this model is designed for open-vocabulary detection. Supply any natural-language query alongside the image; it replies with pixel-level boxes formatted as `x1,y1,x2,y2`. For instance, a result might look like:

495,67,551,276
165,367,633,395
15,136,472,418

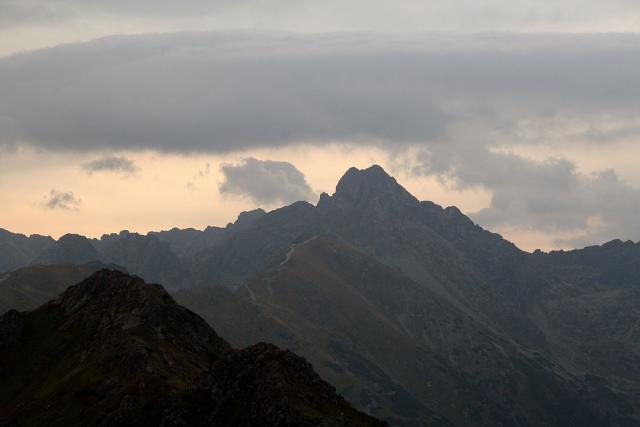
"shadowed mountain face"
33,234,101,266
0,270,385,427
94,231,193,289
1,165,639,426
149,209,266,257
177,236,638,427
0,229,54,273
0,262,114,314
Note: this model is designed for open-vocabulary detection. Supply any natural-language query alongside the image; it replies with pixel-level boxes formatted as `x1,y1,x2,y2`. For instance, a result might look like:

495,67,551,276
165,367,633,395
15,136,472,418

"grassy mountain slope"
178,235,636,427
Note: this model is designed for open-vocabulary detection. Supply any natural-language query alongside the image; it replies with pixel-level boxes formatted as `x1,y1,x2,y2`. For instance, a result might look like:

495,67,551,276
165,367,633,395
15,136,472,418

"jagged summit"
225,208,266,231
56,269,173,312
335,165,405,195
43,269,230,357
320,165,418,210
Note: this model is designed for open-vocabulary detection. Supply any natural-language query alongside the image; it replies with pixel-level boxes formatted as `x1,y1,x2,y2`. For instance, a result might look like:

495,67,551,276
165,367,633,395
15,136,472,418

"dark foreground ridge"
0,269,385,427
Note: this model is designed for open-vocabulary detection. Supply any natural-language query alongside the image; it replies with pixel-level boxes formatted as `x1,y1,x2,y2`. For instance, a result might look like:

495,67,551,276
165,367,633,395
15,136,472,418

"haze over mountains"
1,165,639,426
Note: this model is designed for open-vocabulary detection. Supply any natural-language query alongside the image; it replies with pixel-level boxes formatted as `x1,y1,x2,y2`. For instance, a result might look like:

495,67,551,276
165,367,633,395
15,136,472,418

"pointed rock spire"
329,165,418,209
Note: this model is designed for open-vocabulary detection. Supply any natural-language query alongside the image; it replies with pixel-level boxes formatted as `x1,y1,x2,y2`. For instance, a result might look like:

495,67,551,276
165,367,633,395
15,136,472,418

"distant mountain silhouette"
0,210,268,290
149,208,266,257
0,262,113,313
94,231,192,288
0,270,385,427
32,234,100,265
0,229,53,273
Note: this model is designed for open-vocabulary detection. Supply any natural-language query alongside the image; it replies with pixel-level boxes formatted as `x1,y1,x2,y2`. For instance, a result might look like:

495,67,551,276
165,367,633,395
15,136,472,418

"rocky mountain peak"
226,208,266,232
52,269,222,349
56,269,163,310
322,165,418,210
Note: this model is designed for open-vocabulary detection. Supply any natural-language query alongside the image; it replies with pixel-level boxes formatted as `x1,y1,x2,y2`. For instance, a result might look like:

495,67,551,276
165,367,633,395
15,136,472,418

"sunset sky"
2,1,640,251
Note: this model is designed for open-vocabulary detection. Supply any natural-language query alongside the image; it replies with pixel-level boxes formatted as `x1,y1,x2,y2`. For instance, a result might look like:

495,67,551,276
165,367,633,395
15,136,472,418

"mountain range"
1,165,639,426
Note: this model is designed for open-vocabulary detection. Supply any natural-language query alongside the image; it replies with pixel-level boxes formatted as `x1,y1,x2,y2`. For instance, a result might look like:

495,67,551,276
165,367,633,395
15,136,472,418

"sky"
1,1,640,251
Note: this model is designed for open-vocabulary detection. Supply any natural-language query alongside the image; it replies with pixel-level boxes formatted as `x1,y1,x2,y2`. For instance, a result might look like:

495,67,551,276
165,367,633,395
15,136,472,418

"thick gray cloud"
219,158,315,205
0,0,231,22
2,31,640,246
0,1,72,28
43,189,81,210
1,32,639,154
82,155,139,175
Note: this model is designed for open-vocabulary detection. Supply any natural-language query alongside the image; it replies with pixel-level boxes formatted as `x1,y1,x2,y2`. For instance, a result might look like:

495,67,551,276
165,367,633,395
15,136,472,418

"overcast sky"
1,2,639,250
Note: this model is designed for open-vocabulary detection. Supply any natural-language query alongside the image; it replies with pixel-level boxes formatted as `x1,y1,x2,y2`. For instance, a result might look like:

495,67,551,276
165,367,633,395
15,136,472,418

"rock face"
0,270,385,427
324,165,418,212
204,342,382,426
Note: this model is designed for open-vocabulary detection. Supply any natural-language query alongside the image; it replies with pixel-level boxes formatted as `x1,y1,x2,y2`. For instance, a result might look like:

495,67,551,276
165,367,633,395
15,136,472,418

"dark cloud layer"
43,190,81,210
2,32,639,154
2,32,640,246
0,1,72,28
219,158,316,205
82,155,138,175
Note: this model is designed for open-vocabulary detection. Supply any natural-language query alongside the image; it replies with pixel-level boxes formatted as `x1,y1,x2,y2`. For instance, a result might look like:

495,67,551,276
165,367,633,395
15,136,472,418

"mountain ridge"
0,269,386,427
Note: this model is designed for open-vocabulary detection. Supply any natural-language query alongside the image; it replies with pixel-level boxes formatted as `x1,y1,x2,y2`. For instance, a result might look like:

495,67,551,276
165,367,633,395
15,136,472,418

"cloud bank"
219,158,316,205
1,32,639,154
